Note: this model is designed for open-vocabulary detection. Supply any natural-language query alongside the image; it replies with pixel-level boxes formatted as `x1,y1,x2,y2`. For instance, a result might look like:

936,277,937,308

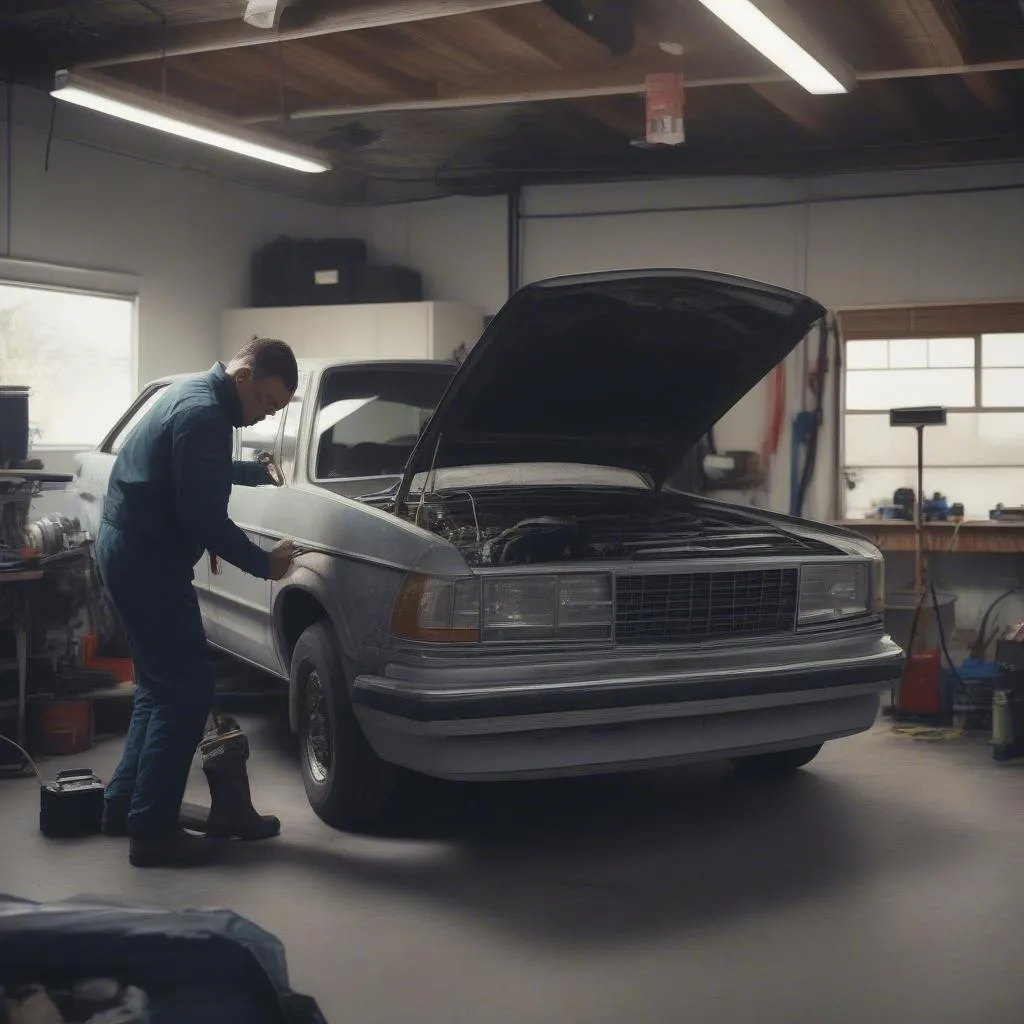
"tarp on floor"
0,893,327,1024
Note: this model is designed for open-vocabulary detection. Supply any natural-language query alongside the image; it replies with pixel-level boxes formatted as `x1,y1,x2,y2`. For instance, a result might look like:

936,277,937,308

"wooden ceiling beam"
749,82,834,137
879,0,1005,109
79,0,542,68
283,37,428,97
237,56,1024,122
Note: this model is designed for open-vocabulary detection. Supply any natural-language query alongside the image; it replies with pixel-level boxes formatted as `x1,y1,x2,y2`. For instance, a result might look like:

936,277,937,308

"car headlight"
483,573,613,642
391,573,612,643
390,574,481,643
799,563,870,626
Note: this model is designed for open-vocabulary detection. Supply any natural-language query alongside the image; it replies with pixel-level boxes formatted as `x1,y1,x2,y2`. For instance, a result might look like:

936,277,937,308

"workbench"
834,520,1024,554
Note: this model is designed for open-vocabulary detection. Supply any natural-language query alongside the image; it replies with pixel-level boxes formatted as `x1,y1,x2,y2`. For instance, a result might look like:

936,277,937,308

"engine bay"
395,487,833,565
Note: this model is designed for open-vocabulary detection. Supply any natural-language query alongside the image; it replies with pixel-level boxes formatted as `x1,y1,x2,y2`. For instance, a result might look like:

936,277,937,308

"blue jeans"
96,524,214,838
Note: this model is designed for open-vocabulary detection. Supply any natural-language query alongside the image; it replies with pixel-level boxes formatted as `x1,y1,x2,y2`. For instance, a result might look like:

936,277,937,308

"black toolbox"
250,236,367,307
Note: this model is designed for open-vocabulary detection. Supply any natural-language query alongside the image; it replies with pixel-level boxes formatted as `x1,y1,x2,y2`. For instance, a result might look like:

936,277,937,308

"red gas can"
897,650,944,717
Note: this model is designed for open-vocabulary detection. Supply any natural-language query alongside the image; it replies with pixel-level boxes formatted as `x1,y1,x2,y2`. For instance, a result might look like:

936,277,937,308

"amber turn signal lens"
390,573,481,643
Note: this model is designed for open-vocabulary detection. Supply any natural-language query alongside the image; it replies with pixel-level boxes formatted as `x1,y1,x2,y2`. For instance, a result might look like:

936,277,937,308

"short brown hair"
234,336,298,392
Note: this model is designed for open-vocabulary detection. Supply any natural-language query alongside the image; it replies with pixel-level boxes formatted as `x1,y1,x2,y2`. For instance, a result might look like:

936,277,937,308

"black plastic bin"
0,894,327,1024
353,264,423,304
251,236,367,307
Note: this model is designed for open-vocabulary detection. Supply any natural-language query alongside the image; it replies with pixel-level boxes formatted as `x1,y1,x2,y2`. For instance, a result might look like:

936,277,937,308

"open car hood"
399,270,826,498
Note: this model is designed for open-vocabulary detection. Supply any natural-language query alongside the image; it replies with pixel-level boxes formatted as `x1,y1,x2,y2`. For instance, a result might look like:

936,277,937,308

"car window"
104,385,167,455
313,366,454,482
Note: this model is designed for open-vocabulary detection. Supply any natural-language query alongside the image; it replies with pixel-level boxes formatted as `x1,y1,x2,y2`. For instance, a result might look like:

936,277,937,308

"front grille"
615,568,799,645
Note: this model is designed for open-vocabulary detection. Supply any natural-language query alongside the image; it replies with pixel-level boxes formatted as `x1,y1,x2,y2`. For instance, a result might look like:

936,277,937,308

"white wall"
1,85,350,511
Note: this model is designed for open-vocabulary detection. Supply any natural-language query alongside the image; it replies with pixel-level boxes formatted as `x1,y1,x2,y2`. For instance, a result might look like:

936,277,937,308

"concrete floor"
2,708,1023,1024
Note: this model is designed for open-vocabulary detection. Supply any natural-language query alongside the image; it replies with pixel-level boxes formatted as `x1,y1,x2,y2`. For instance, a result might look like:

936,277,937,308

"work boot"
196,723,281,841
129,830,219,868
100,799,130,837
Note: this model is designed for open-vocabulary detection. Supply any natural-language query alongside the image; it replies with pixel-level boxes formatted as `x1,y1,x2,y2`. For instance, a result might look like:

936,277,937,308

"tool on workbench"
178,709,280,840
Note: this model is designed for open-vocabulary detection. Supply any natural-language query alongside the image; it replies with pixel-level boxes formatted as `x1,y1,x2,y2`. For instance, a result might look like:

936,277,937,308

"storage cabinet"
221,301,482,364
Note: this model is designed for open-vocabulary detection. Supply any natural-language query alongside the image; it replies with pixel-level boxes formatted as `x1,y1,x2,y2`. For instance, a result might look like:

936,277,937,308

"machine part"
921,493,950,522
22,515,82,557
39,769,105,839
178,715,280,840
409,488,829,565
482,517,583,565
73,979,123,1018
893,488,916,520
82,986,148,1024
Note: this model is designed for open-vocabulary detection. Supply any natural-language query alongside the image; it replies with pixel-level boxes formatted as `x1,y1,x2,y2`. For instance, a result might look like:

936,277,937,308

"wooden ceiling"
4,0,1024,203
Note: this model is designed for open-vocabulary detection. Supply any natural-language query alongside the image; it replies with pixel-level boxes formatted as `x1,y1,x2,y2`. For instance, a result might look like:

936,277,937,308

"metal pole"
915,425,924,599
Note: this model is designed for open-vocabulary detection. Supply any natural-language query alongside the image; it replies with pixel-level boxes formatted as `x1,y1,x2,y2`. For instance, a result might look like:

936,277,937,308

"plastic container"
884,590,957,653
0,385,30,468
41,699,94,756
81,633,135,684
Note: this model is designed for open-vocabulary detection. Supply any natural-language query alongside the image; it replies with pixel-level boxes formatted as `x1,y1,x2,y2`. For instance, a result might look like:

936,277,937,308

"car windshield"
313,365,454,481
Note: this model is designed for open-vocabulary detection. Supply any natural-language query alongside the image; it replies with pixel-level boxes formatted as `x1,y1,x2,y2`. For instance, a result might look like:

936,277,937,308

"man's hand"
268,540,297,581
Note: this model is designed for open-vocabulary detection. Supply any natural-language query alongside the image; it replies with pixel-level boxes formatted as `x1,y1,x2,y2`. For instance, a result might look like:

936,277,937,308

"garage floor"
1,708,1022,1024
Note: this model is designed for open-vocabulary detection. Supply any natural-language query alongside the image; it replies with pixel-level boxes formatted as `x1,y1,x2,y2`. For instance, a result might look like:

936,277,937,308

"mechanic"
95,337,299,868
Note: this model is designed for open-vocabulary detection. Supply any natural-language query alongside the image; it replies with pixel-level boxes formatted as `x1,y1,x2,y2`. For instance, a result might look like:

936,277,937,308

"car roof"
145,358,457,387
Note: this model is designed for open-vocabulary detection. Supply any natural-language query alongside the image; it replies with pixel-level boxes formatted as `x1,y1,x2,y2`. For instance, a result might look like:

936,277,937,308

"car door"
205,405,286,670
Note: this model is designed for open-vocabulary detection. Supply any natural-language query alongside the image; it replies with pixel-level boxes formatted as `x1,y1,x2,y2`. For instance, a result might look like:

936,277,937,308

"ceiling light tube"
694,0,852,95
51,68,332,173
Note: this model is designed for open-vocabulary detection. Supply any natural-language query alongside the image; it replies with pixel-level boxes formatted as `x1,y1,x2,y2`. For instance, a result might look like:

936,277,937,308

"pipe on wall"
507,184,521,297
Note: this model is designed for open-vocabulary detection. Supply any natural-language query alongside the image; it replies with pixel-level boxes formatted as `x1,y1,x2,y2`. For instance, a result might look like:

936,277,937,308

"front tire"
292,621,402,829
730,743,823,776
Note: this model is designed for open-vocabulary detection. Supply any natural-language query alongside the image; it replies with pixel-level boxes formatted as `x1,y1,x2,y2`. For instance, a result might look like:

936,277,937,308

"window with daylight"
841,307,1024,521
0,280,135,449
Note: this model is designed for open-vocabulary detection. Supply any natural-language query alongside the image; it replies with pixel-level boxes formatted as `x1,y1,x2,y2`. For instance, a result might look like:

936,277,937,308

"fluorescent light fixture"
51,68,332,173
695,0,850,94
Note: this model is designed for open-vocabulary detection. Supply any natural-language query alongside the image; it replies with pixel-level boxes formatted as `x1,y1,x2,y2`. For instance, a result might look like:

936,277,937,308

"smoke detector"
243,0,289,30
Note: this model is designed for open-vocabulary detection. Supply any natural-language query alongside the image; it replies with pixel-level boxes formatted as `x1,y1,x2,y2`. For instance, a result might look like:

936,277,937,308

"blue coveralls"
97,362,272,839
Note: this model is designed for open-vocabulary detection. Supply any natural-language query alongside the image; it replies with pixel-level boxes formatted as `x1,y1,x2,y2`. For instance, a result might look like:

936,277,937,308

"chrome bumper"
352,634,904,736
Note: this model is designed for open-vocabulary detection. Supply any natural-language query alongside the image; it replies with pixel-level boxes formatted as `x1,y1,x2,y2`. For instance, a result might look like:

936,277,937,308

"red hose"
763,362,786,458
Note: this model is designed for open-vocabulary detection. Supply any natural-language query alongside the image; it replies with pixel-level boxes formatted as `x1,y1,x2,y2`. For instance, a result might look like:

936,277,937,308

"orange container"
42,699,94,756
897,650,944,717
81,633,135,684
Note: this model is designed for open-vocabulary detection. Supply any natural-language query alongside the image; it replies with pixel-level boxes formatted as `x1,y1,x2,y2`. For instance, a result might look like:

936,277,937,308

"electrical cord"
0,734,43,781
931,579,970,703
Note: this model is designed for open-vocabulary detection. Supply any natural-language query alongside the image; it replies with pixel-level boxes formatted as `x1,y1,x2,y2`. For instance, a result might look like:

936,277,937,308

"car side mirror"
254,450,284,487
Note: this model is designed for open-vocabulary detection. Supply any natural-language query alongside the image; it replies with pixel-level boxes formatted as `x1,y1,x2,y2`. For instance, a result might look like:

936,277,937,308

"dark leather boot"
197,723,281,841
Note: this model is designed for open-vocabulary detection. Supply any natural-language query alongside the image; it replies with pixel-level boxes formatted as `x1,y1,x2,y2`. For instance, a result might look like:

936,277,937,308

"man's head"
227,337,298,427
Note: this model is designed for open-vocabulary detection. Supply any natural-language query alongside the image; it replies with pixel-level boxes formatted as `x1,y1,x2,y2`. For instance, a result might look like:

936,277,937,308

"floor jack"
178,711,280,840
